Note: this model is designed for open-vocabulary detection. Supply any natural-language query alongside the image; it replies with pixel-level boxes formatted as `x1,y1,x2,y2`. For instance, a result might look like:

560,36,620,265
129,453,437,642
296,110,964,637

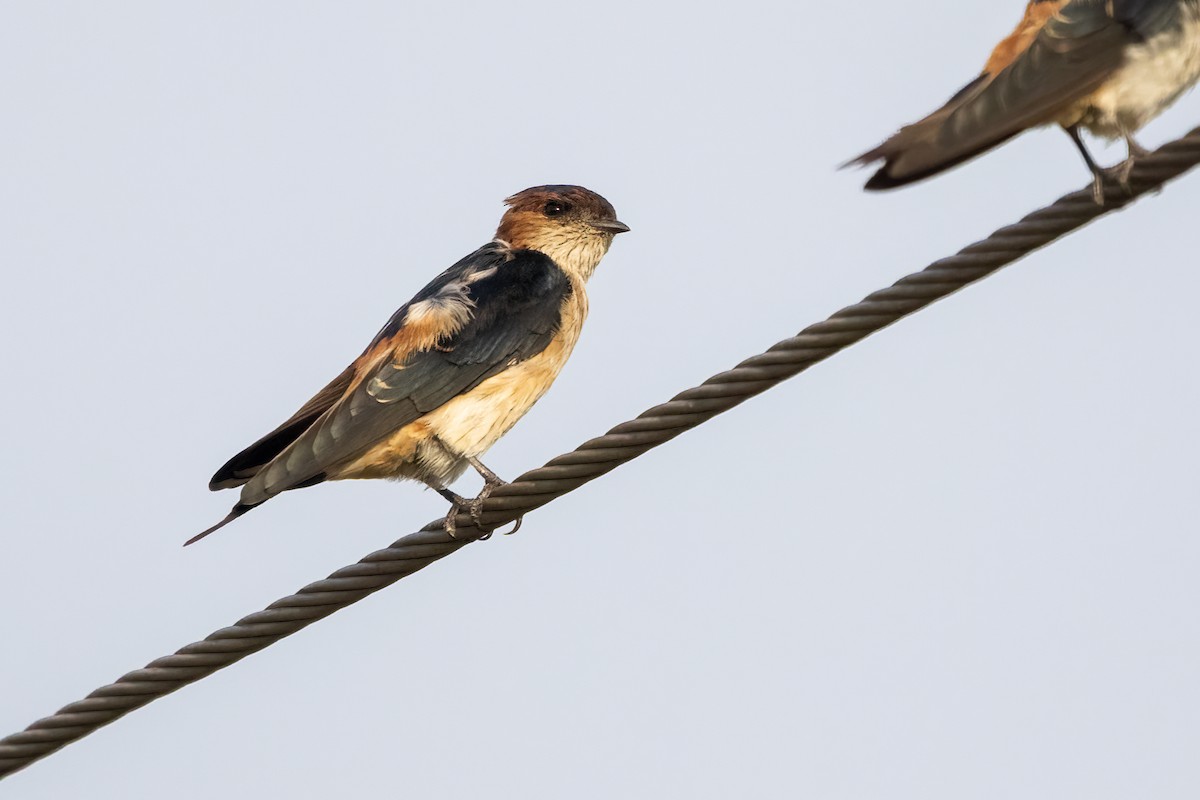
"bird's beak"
590,219,631,234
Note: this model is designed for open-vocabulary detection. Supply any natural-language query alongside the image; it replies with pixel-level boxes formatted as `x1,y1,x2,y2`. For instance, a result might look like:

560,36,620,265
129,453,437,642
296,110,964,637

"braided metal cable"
3,127,1200,780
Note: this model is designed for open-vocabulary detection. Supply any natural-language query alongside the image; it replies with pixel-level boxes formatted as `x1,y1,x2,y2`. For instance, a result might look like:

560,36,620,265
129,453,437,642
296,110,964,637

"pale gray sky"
3,2,1199,797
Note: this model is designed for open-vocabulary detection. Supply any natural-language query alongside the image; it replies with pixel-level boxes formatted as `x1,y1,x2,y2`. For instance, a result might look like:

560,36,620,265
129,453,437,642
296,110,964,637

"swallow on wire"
847,0,1200,202
187,185,629,545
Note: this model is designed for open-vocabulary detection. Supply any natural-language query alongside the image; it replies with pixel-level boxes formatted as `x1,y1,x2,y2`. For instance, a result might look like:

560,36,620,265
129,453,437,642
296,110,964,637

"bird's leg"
1065,124,1108,205
466,456,505,486
467,456,523,536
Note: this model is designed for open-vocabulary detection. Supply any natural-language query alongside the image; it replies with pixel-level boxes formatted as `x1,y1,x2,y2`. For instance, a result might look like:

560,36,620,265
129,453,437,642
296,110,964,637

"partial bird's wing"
209,365,357,490
849,0,1167,188
239,244,571,506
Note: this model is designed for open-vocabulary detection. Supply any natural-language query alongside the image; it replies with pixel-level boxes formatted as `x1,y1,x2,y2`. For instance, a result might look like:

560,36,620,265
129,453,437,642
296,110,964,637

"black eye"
543,200,570,217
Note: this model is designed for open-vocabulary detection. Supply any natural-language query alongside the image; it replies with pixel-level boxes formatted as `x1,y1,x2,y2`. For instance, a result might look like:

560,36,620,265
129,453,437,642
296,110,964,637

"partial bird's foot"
436,488,468,538
467,457,523,536
437,487,489,540
1083,159,1138,205
1103,158,1138,202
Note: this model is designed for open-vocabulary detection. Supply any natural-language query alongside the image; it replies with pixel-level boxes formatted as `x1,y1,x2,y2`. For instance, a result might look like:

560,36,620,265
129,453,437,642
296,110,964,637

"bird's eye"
543,200,570,217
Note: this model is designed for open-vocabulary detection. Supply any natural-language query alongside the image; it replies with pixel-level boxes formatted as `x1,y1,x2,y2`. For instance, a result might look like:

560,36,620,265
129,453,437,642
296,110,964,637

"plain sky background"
3,2,1199,797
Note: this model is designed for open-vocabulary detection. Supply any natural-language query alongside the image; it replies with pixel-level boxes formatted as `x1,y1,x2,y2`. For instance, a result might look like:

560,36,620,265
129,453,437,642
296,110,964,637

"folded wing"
237,245,571,506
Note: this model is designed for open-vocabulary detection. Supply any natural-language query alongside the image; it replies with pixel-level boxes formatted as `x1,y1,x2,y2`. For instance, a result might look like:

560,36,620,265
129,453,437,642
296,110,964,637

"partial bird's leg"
1097,124,1150,195
1122,127,1151,159
465,456,503,485
1065,124,1108,205
466,456,523,535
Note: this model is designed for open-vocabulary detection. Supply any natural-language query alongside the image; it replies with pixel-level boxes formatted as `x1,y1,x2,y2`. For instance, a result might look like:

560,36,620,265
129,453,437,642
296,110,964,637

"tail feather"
185,502,257,546
209,417,318,490
842,74,1023,190
848,123,1025,191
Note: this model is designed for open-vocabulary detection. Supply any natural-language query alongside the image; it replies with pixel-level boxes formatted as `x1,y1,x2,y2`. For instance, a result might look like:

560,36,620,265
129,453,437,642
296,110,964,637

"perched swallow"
848,0,1200,201
188,185,629,545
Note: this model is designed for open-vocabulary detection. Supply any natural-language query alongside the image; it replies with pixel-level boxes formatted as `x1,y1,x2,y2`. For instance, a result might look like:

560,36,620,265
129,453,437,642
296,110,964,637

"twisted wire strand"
4,127,1199,779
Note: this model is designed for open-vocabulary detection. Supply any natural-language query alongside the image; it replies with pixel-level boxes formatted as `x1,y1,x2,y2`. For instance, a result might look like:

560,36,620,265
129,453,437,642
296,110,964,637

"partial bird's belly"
1082,10,1200,138
423,324,579,460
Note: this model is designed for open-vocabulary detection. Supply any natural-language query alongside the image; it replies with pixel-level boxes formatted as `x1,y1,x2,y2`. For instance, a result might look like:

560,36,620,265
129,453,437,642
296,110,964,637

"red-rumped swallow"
848,0,1200,201
188,185,629,545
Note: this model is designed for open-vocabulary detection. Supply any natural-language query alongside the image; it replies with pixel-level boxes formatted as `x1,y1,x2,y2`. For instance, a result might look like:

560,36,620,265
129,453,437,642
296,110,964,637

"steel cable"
3,126,1200,779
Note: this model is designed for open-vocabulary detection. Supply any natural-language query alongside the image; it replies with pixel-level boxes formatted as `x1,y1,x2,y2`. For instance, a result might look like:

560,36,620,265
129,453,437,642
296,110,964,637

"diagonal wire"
3,126,1200,780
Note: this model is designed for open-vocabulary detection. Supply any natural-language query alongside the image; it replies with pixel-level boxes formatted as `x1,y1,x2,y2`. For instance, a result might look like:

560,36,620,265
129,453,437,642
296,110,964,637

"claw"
1089,172,1106,205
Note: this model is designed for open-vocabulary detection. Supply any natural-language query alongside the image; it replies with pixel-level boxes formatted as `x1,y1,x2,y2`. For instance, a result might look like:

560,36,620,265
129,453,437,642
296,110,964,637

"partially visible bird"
847,0,1200,202
188,185,629,545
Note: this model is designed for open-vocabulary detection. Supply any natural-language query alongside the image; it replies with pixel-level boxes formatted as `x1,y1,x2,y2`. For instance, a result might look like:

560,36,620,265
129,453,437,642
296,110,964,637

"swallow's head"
497,185,629,281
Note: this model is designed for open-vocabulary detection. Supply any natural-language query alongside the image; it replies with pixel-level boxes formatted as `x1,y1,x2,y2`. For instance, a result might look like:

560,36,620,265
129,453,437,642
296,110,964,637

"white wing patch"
365,264,501,401
404,286,473,332
402,263,497,332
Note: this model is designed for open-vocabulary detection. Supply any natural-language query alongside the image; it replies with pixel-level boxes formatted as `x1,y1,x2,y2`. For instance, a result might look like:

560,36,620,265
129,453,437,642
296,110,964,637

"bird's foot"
1087,159,1137,206
1067,124,1139,206
439,481,522,539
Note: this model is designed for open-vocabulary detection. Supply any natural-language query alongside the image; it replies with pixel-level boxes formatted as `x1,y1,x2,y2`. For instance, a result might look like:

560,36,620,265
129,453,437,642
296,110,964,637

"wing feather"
208,364,356,490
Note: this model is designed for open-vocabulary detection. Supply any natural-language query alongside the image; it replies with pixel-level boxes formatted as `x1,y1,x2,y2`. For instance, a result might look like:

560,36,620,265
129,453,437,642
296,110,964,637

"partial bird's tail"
185,502,257,546
842,74,1030,190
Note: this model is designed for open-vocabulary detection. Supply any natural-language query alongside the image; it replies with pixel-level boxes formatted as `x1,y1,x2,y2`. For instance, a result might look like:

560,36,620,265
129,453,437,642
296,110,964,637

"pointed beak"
590,219,631,235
